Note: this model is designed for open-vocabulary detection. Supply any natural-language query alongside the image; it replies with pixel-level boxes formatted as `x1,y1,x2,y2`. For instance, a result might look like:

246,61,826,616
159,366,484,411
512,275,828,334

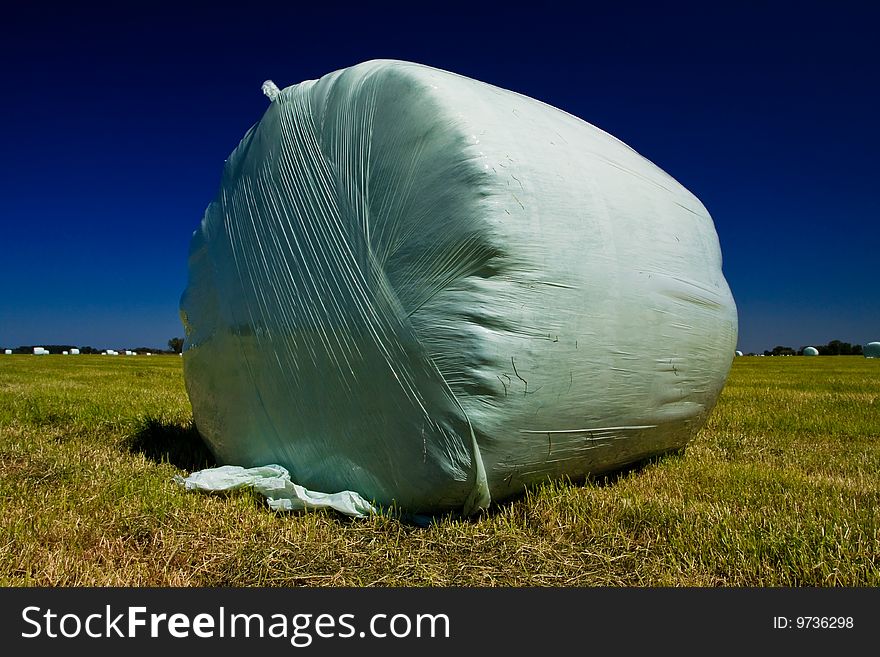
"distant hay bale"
33,347,48,355
865,342,880,358
62,351,69,355
70,348,80,355
803,346,819,356
3,349,11,355
735,350,743,357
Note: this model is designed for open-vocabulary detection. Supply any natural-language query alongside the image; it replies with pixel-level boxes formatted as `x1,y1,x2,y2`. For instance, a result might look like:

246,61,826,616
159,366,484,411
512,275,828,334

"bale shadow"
587,447,686,488
419,447,688,527
125,418,216,471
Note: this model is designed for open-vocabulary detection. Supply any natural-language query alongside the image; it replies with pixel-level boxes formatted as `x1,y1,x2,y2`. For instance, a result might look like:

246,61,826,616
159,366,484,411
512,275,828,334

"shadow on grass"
417,447,689,527
125,418,216,471
587,447,686,488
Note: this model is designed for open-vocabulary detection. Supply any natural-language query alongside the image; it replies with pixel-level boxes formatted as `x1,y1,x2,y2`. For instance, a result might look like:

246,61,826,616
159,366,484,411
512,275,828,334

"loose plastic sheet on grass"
180,60,738,517
174,466,375,517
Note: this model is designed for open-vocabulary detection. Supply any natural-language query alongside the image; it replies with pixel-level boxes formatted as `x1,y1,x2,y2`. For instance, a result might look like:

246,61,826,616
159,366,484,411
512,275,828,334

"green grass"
1,354,877,586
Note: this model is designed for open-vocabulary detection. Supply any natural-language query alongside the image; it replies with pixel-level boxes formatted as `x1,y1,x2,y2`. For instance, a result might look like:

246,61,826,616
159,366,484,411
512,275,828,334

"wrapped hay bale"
180,60,738,515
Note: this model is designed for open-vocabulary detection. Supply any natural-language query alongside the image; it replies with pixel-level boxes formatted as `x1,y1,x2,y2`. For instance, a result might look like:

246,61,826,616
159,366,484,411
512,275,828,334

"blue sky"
1,2,877,353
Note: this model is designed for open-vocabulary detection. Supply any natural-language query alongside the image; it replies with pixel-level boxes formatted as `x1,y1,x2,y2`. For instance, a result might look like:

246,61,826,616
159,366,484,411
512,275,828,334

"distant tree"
815,340,861,356
771,345,796,356
821,340,841,355
168,337,184,354
46,345,78,354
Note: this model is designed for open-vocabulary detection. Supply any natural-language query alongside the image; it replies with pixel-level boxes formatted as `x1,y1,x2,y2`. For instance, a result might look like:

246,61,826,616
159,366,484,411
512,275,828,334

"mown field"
0,354,877,586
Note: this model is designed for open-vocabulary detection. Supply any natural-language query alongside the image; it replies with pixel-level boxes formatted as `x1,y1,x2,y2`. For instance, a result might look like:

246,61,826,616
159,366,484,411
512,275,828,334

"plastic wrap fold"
180,60,738,515
174,465,375,517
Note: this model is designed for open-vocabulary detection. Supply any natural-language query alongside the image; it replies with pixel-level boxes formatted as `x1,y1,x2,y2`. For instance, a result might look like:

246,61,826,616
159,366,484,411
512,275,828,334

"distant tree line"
809,340,863,356
760,340,864,357
764,345,797,356
1,344,175,355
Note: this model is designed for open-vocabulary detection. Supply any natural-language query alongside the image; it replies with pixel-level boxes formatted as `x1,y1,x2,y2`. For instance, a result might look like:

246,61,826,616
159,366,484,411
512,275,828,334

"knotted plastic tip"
261,80,281,102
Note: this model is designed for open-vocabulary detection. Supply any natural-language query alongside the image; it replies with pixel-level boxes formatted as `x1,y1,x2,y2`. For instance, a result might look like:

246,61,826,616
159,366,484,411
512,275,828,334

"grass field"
0,354,877,586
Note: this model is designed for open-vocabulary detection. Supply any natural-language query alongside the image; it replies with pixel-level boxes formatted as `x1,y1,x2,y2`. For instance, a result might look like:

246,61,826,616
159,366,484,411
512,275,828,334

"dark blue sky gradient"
1,2,877,352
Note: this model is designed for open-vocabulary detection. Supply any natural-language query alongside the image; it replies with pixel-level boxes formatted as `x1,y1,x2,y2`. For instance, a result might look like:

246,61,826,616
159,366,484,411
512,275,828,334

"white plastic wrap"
865,342,880,358
803,347,819,356
175,465,374,517
180,60,737,515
